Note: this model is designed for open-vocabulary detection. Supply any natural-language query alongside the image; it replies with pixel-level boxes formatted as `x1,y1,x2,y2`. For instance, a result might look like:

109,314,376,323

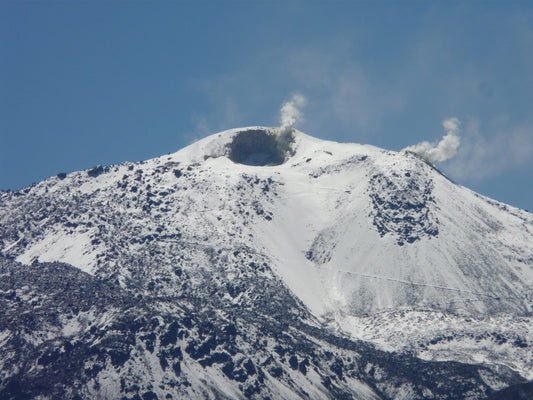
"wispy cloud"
284,46,405,136
189,76,250,138
445,118,533,181
190,40,406,142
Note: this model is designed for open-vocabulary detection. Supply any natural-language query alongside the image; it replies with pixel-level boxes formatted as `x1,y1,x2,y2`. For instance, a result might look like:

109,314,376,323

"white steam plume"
404,118,461,163
279,93,307,132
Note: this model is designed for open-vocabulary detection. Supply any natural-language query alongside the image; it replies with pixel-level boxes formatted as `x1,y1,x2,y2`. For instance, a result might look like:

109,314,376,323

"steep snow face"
260,138,533,317
1,126,532,320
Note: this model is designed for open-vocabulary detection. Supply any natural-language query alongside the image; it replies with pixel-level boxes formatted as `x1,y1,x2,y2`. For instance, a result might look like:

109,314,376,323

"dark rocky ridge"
0,256,525,400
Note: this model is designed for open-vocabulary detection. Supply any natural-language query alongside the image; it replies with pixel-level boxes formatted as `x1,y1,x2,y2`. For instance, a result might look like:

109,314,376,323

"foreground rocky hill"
0,256,526,399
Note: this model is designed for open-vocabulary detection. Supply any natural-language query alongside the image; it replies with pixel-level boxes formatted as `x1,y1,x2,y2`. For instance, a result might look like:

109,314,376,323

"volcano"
1,127,531,399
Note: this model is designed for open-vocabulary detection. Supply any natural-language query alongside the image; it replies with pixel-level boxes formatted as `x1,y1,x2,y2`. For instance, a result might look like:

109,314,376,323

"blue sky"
2,1,532,211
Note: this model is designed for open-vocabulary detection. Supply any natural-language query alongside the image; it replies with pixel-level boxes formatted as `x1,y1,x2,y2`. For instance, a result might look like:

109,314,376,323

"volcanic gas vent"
227,128,294,166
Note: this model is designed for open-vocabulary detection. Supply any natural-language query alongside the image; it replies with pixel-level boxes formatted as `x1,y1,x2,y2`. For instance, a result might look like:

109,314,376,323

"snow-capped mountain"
1,127,532,399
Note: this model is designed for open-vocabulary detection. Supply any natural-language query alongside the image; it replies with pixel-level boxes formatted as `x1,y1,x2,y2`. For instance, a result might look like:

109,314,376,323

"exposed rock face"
368,171,439,246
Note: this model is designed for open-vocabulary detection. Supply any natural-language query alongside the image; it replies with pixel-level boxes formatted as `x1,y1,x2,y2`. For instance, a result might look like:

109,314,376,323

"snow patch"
16,230,99,274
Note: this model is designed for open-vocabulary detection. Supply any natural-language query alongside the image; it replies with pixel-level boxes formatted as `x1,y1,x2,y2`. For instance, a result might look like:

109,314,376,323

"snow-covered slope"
1,127,532,397
4,127,531,317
